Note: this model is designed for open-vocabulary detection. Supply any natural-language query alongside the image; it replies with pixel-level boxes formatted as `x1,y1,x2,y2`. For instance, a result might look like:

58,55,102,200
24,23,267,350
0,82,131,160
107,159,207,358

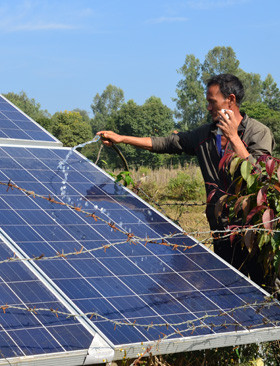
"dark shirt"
151,114,275,230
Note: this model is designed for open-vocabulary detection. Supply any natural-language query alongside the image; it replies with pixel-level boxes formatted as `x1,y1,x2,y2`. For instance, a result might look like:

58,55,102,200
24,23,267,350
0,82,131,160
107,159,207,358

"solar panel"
0,235,98,363
0,95,62,146
0,144,280,364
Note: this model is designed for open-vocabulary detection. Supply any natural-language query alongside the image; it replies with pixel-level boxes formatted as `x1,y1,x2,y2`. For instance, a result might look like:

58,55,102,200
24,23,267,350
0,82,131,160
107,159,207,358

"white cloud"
0,1,87,32
2,22,77,32
187,0,250,10
147,16,188,24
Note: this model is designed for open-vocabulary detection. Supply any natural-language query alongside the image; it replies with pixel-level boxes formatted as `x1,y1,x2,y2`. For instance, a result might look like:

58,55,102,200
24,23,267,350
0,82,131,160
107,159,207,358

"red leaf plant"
210,153,280,285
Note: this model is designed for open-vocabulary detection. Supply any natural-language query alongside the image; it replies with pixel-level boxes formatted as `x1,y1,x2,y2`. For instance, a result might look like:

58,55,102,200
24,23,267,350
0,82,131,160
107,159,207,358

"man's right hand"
96,131,153,150
96,131,123,146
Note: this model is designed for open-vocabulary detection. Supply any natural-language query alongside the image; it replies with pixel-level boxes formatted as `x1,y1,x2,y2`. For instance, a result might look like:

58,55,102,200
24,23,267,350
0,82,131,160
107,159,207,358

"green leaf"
240,160,253,181
258,233,269,249
246,174,257,188
230,157,242,177
273,253,280,273
115,171,134,187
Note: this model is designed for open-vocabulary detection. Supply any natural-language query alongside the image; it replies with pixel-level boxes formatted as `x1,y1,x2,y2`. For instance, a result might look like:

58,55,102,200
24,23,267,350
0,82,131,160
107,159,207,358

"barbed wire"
0,179,280,265
158,202,206,207
1,179,280,360
0,296,279,333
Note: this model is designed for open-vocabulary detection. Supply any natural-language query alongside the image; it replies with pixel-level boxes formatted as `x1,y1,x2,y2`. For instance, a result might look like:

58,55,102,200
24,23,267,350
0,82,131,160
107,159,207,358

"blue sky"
0,0,279,121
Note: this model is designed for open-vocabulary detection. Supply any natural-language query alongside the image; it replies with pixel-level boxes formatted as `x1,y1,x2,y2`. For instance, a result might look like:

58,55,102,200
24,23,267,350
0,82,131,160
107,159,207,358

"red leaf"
207,189,216,204
256,155,270,164
234,196,244,215
242,195,252,217
266,158,276,178
256,186,267,206
218,152,234,171
246,205,266,224
206,182,218,189
215,194,228,218
230,232,237,245
244,230,255,253
262,208,275,230
226,225,240,245
274,183,280,193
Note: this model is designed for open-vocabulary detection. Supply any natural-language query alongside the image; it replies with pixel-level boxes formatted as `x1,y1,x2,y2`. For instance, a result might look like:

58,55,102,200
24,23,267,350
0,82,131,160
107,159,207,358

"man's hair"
207,74,244,106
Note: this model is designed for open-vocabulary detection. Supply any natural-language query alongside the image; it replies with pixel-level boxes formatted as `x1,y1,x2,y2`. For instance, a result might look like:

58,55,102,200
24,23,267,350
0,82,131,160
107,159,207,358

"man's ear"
228,93,236,108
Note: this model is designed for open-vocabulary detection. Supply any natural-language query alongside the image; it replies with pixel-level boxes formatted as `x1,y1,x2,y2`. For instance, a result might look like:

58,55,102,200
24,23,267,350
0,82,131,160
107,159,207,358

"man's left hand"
217,109,239,141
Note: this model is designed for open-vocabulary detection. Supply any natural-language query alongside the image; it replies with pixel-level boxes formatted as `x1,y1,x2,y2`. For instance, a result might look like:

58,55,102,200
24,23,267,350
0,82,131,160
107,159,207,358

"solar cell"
0,238,95,364
0,144,279,364
0,95,61,145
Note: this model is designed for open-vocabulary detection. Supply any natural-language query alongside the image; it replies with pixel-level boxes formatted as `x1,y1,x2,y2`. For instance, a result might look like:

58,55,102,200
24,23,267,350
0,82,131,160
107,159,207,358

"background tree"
175,46,280,150
72,108,91,123
52,111,93,147
201,46,240,84
237,70,262,103
174,54,206,131
176,46,243,130
241,102,280,156
90,84,125,133
87,97,176,169
261,74,280,111
3,91,53,131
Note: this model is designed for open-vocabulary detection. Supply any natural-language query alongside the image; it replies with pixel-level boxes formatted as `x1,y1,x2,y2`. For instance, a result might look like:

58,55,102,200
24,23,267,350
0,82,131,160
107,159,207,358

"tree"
72,108,91,123
240,101,280,156
52,111,93,147
113,98,175,167
201,46,240,84
115,97,175,136
90,85,125,132
262,74,280,111
175,46,280,131
174,54,206,131
88,98,175,169
237,70,262,103
175,46,241,130
3,91,51,121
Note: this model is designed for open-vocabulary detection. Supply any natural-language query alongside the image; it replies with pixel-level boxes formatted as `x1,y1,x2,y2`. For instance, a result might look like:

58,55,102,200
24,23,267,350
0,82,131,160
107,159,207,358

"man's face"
206,84,230,122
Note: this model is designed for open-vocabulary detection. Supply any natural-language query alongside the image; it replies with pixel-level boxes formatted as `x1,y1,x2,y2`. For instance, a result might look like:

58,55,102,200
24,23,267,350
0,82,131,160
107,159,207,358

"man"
97,74,274,285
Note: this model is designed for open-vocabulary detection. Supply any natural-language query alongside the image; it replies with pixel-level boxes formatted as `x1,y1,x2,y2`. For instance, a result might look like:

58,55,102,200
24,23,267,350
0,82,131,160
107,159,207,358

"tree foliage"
114,97,174,167
3,91,53,131
175,46,280,134
3,91,51,120
87,96,176,169
175,55,206,131
241,102,280,156
201,46,240,84
90,84,125,133
52,110,93,147
237,70,262,103
262,74,280,111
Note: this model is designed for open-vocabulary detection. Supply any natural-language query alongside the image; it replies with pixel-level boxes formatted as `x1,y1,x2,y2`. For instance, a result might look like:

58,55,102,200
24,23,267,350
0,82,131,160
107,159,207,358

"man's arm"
97,131,153,150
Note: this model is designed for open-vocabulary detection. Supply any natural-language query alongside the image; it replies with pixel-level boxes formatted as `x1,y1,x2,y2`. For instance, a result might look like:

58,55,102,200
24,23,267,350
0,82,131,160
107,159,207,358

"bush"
165,169,205,201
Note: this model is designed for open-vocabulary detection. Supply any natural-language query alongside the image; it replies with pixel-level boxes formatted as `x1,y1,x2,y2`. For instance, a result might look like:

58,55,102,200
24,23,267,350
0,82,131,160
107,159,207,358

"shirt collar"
238,112,248,132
